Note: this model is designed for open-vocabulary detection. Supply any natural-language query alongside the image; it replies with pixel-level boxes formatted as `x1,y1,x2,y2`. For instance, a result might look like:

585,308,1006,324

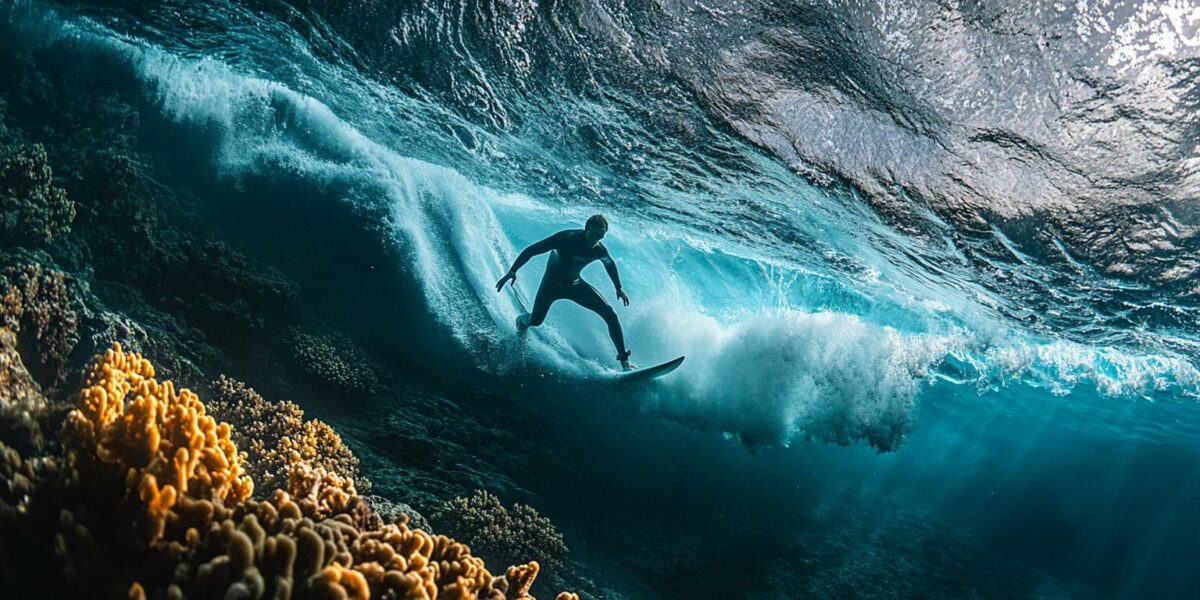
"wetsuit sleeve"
599,245,622,290
507,231,567,273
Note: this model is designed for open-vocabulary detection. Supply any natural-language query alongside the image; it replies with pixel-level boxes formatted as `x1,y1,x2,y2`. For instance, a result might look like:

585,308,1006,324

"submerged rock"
0,143,74,247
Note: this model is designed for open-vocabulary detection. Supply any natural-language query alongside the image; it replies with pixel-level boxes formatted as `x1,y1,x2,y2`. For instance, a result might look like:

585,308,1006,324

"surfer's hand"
496,272,515,292
617,288,629,306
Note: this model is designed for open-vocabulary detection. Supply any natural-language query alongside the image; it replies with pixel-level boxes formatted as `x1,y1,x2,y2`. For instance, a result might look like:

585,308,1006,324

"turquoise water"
3,0,1199,596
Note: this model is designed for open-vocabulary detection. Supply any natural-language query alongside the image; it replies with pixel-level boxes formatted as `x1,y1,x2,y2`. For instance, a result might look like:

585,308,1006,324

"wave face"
7,0,1197,438
285,0,1200,348
26,0,1198,441
5,0,1200,595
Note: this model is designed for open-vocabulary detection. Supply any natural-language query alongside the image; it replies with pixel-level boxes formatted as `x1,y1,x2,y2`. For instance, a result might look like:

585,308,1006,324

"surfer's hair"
586,214,609,232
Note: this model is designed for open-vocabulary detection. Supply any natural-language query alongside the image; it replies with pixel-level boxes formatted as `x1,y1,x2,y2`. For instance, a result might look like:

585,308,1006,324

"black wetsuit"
508,229,628,359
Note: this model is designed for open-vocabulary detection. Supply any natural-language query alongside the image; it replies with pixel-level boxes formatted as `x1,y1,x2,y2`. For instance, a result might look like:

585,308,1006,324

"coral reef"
432,490,569,573
76,278,229,385
286,455,370,526
0,345,574,599
209,374,367,494
0,261,79,386
162,477,571,600
61,343,254,542
0,439,75,596
363,494,431,532
287,328,380,395
0,328,51,450
0,143,75,246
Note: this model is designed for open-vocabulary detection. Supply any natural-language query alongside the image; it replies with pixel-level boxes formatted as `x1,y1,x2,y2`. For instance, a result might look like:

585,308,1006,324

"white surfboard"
612,356,685,382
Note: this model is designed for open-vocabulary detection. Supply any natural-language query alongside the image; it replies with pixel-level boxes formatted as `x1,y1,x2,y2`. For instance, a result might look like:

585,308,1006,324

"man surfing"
495,214,636,371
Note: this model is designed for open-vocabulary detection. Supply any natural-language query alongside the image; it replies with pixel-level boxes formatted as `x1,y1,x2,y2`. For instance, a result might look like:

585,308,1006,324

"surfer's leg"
568,282,628,360
527,280,560,328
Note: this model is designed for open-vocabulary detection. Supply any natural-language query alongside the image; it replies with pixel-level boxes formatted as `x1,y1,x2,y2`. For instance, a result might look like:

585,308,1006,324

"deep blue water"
3,0,1199,597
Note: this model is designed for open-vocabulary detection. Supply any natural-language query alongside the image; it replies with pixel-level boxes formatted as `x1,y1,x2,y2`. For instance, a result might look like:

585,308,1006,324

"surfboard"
613,356,685,382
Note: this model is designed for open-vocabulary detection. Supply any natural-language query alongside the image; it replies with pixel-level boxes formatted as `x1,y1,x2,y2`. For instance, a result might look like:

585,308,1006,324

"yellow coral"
11,345,578,600
280,418,355,473
209,375,365,494
347,520,498,600
63,343,253,540
287,451,359,521
504,561,539,599
312,564,370,600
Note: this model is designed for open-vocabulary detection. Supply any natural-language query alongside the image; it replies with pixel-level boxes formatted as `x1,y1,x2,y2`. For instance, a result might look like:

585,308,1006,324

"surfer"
496,214,636,371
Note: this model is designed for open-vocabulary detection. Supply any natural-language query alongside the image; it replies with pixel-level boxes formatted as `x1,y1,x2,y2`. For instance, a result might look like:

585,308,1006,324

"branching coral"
154,442,564,600
0,262,78,386
281,419,368,488
171,488,548,600
432,490,569,573
1,345,575,599
0,143,75,246
286,454,371,526
209,374,367,494
61,343,254,541
286,328,379,395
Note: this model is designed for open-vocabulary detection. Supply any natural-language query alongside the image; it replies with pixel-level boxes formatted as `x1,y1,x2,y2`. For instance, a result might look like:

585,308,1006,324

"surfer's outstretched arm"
496,231,567,291
600,250,629,306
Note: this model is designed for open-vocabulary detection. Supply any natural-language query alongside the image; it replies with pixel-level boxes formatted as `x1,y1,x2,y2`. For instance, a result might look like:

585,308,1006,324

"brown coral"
281,419,366,488
0,328,50,449
0,143,75,246
505,561,540,599
286,328,379,395
171,487,545,600
432,490,569,573
209,374,367,494
286,454,371,527
0,262,79,386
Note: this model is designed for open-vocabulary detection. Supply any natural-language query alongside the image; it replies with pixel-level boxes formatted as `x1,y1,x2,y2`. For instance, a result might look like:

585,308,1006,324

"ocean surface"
3,0,1199,597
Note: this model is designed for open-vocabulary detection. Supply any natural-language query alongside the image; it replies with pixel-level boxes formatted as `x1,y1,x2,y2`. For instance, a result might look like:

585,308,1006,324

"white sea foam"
971,339,1200,398
632,305,960,450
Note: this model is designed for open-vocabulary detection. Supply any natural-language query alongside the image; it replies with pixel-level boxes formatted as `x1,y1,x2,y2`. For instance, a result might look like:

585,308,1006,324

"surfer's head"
585,214,609,245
